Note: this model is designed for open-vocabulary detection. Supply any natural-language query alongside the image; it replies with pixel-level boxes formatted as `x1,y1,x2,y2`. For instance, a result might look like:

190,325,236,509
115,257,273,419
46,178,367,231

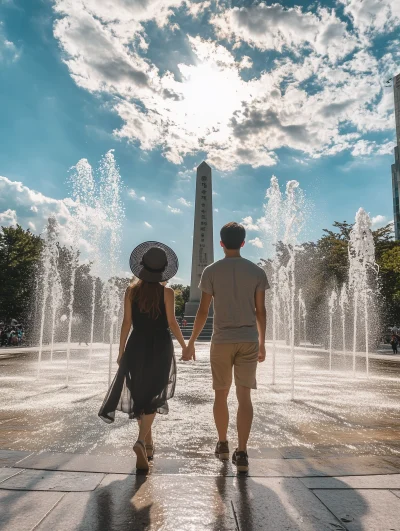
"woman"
99,241,186,470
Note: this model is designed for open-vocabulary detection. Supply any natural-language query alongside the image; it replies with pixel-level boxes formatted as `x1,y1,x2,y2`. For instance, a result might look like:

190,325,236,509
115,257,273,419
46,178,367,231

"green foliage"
0,225,42,322
170,284,190,317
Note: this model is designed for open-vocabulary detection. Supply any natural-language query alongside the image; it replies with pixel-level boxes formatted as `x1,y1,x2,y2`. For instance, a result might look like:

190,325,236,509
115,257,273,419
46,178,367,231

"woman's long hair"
129,278,163,319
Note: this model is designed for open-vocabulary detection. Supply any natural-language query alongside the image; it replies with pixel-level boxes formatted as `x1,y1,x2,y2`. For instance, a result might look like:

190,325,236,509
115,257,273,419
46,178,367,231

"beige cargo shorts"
210,342,259,390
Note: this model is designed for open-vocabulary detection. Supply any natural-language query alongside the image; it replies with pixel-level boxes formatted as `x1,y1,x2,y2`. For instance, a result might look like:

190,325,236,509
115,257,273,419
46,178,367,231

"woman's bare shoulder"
164,286,175,297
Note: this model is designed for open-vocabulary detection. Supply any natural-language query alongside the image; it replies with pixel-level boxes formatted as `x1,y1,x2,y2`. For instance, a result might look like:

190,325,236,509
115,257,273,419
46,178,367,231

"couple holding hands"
99,222,269,473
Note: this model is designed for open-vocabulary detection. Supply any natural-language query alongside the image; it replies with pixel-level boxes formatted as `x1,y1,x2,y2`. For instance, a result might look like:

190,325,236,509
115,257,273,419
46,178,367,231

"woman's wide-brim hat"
129,241,179,283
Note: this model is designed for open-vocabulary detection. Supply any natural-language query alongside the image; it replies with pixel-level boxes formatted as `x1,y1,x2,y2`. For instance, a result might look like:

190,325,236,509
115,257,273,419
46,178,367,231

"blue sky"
0,0,399,284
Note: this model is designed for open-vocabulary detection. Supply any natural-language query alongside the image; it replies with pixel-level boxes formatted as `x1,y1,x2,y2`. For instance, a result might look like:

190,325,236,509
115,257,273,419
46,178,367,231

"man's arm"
255,290,267,362
183,292,213,360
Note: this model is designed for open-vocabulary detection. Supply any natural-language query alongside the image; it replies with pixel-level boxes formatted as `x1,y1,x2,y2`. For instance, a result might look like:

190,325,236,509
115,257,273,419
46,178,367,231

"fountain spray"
349,208,377,377
349,209,378,376
328,289,338,370
339,284,348,367
283,181,304,400
99,151,124,387
264,176,283,385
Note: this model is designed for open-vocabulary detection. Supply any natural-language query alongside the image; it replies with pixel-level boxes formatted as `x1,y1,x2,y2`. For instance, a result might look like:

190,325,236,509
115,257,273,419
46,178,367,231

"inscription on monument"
188,162,214,302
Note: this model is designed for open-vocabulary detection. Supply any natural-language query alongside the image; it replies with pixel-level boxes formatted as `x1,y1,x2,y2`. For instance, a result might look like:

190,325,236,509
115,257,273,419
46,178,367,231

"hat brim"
129,241,179,283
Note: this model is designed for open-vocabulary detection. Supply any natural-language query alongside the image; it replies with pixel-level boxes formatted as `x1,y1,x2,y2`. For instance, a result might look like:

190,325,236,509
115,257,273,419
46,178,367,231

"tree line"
1,221,399,344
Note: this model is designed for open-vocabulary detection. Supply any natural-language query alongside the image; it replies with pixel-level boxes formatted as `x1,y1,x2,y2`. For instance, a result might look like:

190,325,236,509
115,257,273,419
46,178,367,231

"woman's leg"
137,413,156,443
137,418,153,444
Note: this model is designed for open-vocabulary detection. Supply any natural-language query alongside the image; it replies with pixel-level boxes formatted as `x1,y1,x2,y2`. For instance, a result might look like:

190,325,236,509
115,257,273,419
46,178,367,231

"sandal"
146,442,155,460
133,440,149,471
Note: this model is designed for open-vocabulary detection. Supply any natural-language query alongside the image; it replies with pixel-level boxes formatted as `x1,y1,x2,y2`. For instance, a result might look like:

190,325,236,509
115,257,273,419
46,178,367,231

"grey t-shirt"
199,257,270,344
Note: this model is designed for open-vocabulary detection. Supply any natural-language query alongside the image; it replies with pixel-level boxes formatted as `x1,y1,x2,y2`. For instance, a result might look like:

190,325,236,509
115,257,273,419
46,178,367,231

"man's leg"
236,385,253,452
214,389,230,442
234,343,259,453
210,343,234,443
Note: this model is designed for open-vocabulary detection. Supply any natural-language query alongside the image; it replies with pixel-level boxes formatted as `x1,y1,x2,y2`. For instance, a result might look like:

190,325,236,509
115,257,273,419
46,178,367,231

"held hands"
258,343,266,363
181,342,196,361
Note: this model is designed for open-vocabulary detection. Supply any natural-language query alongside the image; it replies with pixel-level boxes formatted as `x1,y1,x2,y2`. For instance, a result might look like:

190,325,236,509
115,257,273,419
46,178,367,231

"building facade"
392,74,400,240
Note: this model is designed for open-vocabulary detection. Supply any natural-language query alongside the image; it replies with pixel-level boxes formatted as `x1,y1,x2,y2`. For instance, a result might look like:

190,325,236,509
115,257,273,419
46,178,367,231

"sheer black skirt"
98,328,176,423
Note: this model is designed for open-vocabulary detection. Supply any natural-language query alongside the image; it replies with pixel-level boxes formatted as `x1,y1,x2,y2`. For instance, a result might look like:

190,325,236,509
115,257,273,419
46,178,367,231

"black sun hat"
129,241,179,283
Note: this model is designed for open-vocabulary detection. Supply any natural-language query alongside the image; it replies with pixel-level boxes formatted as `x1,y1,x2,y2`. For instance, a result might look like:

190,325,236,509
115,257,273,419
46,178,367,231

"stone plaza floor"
1,341,400,529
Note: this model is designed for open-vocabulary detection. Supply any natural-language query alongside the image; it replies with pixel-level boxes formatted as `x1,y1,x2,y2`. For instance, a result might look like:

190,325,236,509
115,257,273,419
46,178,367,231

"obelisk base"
182,301,213,341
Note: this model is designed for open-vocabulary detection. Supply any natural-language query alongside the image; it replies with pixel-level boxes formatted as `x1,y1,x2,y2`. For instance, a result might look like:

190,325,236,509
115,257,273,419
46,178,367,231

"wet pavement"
1,341,400,529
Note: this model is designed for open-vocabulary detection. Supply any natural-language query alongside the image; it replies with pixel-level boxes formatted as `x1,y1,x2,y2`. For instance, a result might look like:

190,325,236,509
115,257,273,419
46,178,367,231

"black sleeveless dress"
98,288,176,423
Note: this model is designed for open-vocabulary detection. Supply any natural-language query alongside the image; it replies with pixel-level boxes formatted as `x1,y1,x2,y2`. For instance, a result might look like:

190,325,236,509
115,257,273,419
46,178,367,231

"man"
183,222,269,472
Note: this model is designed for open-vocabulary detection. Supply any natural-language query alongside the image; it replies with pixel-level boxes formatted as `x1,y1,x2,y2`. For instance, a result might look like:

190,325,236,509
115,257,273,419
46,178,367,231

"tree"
0,225,42,323
170,284,190,317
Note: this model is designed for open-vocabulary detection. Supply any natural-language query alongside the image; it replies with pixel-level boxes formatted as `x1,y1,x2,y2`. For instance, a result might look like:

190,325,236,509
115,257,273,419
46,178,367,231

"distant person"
390,334,398,354
99,242,186,471
182,222,269,473
182,318,187,328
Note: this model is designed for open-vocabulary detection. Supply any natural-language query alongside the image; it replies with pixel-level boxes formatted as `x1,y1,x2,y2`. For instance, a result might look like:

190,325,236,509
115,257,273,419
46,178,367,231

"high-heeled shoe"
133,440,149,471
145,441,155,460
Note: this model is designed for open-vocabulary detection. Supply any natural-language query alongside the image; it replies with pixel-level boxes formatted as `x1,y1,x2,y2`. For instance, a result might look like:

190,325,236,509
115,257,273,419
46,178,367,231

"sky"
0,0,399,284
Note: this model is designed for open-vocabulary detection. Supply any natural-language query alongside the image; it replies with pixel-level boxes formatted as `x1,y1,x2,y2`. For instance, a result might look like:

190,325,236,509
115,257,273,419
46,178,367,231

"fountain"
33,151,124,387
298,288,307,346
283,181,305,399
339,284,348,365
328,289,338,370
98,151,124,387
263,176,283,385
349,208,378,377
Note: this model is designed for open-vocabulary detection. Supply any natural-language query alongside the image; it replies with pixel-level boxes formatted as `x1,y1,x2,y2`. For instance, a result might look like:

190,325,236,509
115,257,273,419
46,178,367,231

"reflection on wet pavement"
1,342,400,459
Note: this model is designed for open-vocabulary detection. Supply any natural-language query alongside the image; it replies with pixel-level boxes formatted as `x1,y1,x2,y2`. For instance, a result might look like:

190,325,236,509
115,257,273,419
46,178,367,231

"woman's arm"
164,287,186,350
117,287,133,364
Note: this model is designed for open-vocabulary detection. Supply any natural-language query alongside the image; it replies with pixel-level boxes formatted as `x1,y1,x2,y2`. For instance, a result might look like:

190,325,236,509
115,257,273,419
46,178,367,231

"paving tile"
231,477,345,531
15,451,136,474
0,469,104,492
391,489,400,499
35,474,236,530
301,455,400,476
301,474,400,489
0,490,63,531
278,446,318,459
248,447,283,459
0,450,32,468
313,489,400,531
0,468,23,484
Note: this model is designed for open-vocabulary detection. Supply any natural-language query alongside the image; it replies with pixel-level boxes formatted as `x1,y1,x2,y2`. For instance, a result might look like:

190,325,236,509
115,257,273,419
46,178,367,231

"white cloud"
144,221,152,228
51,1,399,171
168,205,182,214
241,216,260,232
214,208,219,212
0,176,73,236
248,237,263,249
211,5,358,62
0,176,93,253
177,197,192,207
0,22,20,63
0,209,17,227
371,215,390,229
128,188,146,201
128,189,137,199
339,0,400,36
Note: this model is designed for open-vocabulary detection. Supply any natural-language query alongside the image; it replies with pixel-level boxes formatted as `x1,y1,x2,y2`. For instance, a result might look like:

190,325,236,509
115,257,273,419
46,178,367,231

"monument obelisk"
183,161,214,339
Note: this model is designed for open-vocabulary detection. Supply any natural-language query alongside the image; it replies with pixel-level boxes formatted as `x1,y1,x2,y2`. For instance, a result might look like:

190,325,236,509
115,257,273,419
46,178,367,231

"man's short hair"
220,222,246,250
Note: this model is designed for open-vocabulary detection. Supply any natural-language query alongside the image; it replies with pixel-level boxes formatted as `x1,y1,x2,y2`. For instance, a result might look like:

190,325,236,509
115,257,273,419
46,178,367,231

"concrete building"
183,161,214,340
392,73,400,240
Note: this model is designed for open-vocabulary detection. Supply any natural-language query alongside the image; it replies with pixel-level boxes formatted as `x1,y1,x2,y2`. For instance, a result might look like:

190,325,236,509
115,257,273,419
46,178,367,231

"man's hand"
181,342,196,361
258,343,266,363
